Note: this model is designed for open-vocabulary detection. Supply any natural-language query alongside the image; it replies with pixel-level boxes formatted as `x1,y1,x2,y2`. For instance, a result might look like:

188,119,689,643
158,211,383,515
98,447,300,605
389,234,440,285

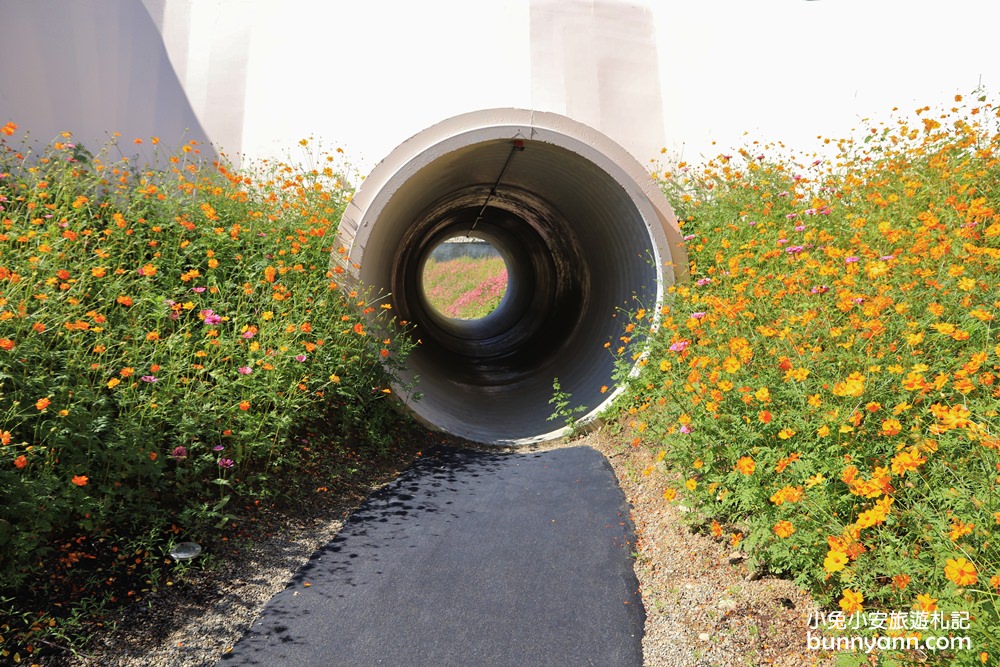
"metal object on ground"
334,109,687,445
169,541,203,561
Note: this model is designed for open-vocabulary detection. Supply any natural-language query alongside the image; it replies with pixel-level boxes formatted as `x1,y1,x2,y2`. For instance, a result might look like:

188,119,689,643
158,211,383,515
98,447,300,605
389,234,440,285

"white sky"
236,0,1000,173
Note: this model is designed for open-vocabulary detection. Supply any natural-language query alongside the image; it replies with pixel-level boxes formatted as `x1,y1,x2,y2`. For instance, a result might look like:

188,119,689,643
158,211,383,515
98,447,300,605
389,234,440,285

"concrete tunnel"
333,109,688,445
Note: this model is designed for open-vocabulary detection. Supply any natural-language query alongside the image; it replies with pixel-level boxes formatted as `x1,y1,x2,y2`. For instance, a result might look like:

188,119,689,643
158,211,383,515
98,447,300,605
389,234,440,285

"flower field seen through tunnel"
421,255,508,320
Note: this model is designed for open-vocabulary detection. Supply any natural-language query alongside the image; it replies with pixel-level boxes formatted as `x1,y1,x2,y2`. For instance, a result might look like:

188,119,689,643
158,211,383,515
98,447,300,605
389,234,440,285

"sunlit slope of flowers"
0,131,412,591
615,96,999,662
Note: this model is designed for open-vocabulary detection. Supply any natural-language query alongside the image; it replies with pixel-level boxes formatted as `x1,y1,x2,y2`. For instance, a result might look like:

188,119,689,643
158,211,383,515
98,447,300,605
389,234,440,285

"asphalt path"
219,445,644,666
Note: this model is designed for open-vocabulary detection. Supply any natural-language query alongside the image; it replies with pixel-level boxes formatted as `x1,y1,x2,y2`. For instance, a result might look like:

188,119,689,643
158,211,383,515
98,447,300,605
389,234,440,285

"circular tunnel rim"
333,108,688,445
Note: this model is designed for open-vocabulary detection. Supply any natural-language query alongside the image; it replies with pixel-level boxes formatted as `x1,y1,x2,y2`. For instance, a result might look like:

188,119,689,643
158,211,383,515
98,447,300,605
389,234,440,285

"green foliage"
547,376,588,431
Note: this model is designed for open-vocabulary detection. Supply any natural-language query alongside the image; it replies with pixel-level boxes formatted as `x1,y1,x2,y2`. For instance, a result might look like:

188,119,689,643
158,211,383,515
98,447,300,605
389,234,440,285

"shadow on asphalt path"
219,445,644,666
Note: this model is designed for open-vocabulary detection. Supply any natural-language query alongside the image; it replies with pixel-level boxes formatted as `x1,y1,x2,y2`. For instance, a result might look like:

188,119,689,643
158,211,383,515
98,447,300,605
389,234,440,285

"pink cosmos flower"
201,309,222,325
669,340,690,352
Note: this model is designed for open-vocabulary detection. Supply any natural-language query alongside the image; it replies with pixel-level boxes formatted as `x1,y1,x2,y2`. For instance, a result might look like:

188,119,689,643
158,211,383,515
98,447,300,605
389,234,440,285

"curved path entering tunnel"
218,445,644,666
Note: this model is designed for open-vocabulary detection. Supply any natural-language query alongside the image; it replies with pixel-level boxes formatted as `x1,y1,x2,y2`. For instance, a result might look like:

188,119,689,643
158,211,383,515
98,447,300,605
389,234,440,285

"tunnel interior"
335,110,684,444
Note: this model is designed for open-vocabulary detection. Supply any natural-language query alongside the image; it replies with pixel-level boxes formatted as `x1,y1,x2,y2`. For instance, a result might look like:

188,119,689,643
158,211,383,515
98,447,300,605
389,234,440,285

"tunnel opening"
333,109,686,444
420,234,509,321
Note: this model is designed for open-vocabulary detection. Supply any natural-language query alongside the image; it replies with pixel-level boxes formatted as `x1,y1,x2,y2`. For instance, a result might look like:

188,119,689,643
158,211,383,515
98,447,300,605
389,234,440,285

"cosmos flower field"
0,127,415,659
612,95,999,663
2,91,999,663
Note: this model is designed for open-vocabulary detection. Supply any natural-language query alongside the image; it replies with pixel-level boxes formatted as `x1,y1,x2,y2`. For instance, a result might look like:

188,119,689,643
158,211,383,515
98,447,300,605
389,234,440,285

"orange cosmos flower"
71,475,88,486
735,456,756,475
785,367,810,382
35,397,51,411
773,520,795,538
948,518,975,542
881,418,902,436
769,485,803,505
891,449,926,475
775,452,800,473
14,454,27,469
839,589,864,614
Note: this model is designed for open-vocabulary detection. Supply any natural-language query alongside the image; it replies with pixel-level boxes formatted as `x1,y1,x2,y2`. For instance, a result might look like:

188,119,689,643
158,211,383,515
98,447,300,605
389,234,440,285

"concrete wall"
1,0,665,169
4,0,998,172
0,0,217,160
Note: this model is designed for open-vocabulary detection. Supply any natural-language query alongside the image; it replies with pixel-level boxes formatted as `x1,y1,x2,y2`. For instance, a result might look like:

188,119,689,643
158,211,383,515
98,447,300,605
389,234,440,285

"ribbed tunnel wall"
333,109,687,445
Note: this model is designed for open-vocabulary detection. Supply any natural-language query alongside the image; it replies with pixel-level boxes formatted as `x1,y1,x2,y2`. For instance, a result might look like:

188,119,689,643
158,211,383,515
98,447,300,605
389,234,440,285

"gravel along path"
588,428,837,666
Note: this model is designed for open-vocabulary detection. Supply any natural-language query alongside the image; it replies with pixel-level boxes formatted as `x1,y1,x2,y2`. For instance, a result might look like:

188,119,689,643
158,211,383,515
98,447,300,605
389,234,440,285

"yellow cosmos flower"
944,557,977,586
824,550,848,573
